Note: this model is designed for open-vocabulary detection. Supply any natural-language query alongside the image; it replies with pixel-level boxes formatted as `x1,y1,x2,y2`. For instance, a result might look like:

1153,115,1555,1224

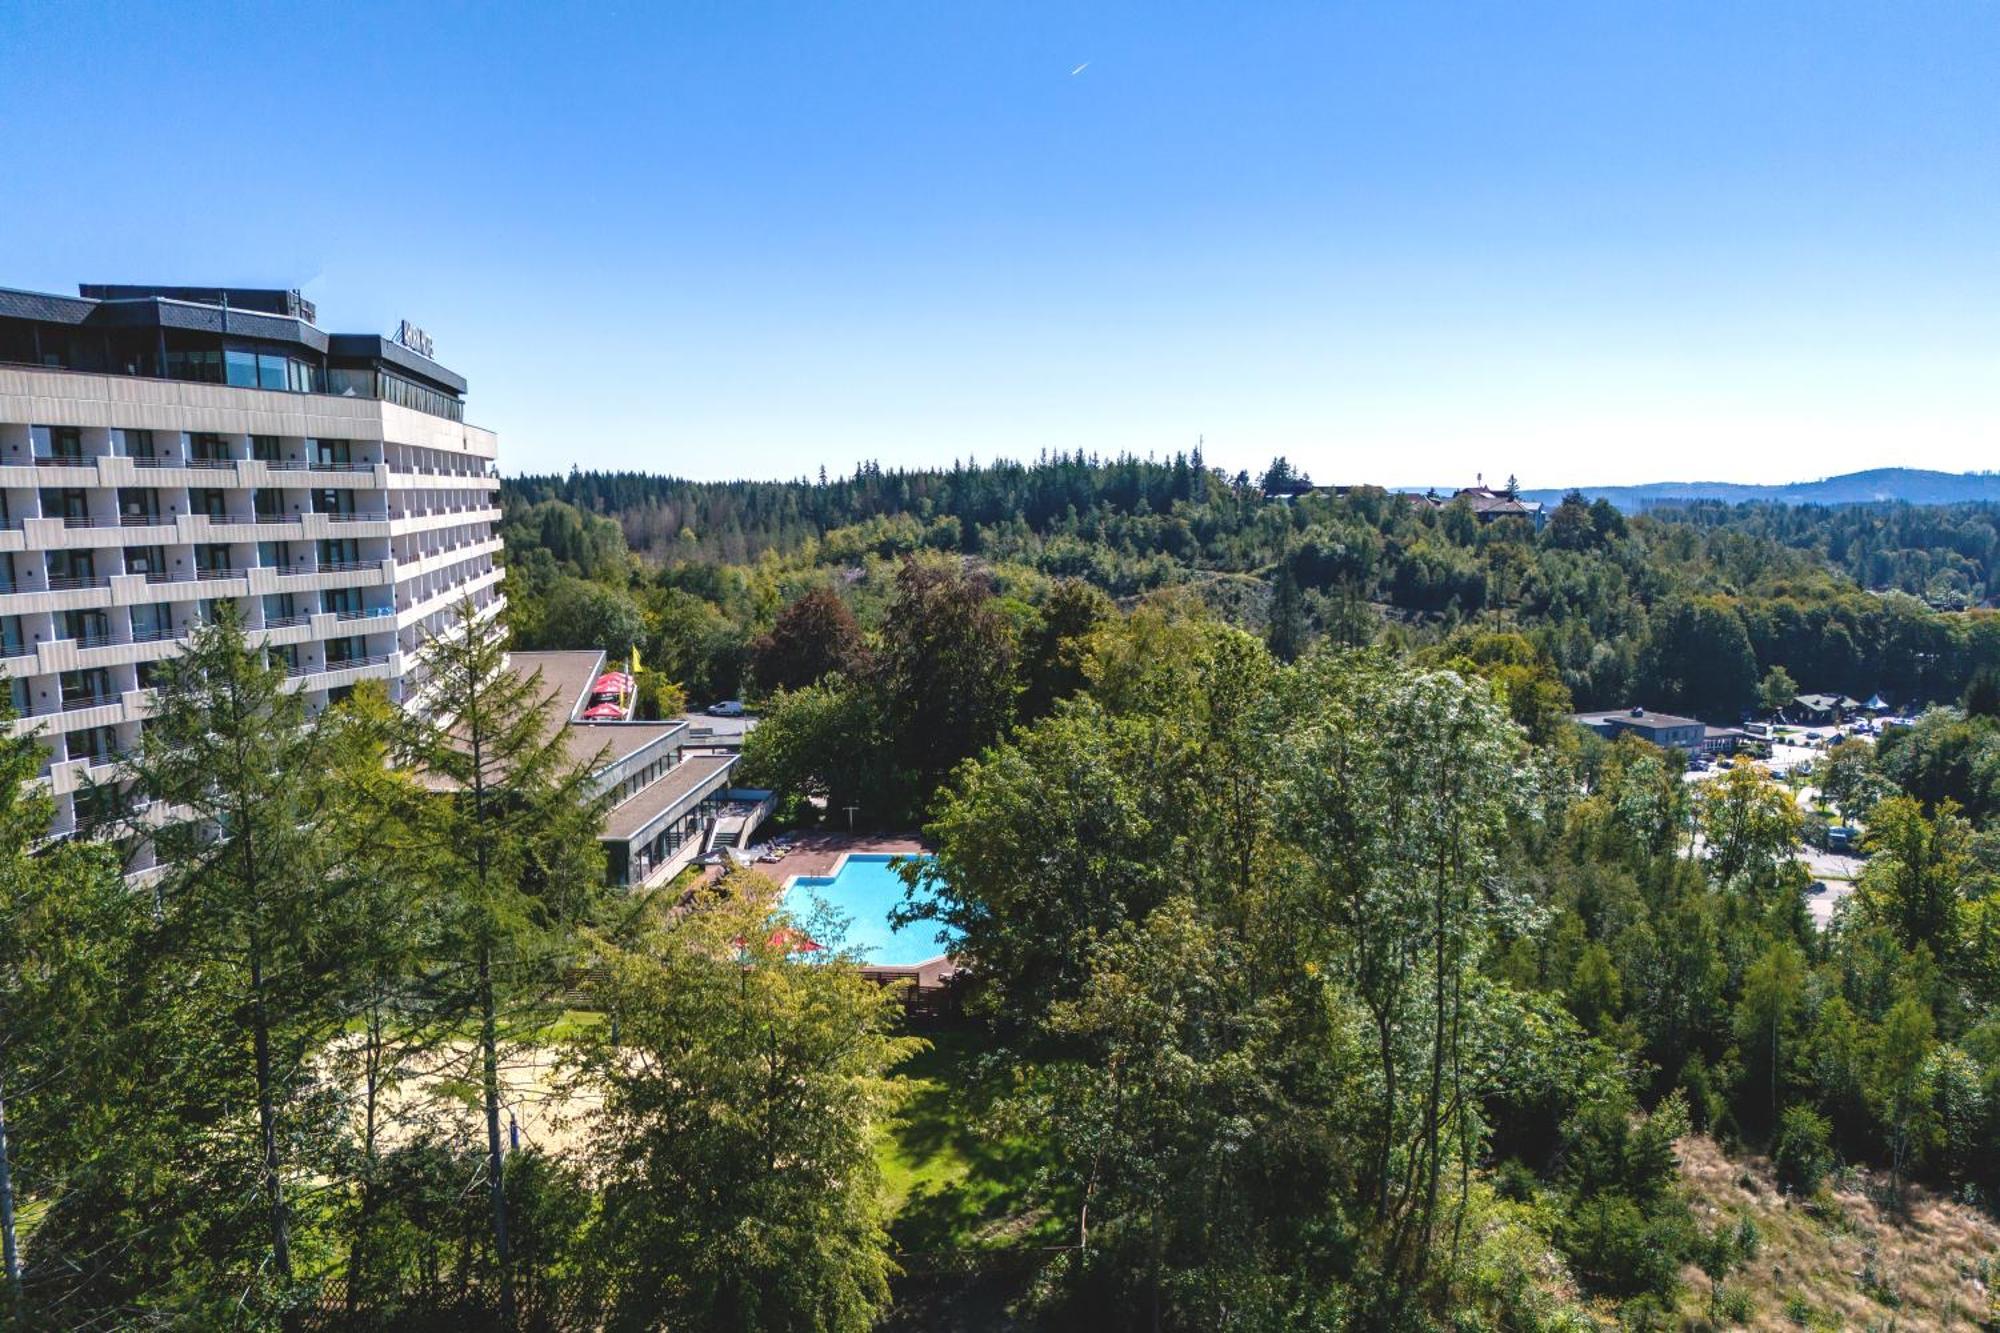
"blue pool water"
782,853,952,967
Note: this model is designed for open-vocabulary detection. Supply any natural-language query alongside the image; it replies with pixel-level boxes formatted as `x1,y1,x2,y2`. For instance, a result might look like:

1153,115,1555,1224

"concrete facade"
0,361,502,841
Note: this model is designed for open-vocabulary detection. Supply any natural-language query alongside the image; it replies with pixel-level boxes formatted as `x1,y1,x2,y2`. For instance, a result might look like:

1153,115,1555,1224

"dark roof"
79,285,314,322
603,754,737,841
328,333,467,395
1573,707,1704,732
0,282,463,393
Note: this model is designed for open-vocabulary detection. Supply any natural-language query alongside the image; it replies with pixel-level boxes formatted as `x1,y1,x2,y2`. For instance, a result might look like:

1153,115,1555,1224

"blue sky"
2,2,1994,486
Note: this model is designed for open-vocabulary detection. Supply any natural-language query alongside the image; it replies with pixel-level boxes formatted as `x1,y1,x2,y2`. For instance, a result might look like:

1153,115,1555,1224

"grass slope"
1675,1135,1999,1330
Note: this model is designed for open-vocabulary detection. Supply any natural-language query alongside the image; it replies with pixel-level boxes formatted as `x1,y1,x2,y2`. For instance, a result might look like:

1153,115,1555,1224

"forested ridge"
504,457,2000,720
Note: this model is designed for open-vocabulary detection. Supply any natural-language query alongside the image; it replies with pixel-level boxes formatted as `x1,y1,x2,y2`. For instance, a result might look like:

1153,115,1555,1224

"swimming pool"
782,853,953,967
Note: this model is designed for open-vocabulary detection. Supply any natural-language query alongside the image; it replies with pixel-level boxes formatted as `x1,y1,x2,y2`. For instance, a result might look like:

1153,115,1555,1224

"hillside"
1519,467,2000,513
1675,1135,1999,1330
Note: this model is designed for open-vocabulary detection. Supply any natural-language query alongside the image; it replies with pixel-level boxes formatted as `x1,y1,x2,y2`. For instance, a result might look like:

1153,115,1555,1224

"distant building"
1572,705,1707,750
1449,485,1545,527
1789,693,1861,725
1701,725,1752,756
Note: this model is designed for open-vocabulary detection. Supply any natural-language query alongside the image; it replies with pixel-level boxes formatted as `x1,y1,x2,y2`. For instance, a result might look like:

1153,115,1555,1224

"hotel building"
0,283,504,843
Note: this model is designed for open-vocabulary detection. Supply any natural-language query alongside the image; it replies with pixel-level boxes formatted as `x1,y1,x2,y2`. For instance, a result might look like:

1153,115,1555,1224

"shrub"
1772,1104,1835,1194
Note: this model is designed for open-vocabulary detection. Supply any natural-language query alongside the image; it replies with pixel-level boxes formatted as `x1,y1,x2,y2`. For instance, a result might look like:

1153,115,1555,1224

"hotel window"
259,540,295,568
8,679,26,716
48,427,82,460
253,489,283,519
267,644,299,674
225,348,259,388
42,488,88,521
60,668,112,706
0,553,15,593
164,347,223,383
194,544,231,577
194,488,229,519
123,545,166,577
263,593,299,623
315,438,352,467
313,487,354,516
123,428,156,458
73,726,118,764
118,488,160,523
47,550,96,587
0,617,21,657
252,435,281,462
326,635,363,666
190,433,230,462
319,537,361,567
131,603,170,641
61,609,111,646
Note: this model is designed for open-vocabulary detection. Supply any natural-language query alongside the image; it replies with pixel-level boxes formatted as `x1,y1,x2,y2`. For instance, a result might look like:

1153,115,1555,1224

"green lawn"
875,1025,1057,1330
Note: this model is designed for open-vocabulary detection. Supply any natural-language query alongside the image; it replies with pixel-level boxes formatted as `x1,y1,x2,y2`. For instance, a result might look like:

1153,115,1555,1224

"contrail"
1071,62,1089,75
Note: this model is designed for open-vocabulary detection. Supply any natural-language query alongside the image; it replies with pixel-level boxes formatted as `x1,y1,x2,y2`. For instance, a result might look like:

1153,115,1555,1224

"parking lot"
1676,715,1905,928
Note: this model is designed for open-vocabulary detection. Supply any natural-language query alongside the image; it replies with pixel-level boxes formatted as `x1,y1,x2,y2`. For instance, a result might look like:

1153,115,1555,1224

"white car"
706,699,747,717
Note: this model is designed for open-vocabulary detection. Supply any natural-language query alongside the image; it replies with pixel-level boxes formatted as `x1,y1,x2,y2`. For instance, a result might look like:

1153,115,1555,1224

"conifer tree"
404,599,609,1323
0,701,133,1321
127,605,382,1301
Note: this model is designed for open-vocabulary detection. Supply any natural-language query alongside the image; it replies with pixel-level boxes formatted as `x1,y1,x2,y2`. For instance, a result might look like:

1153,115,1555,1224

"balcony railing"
59,693,118,712
261,613,313,629
130,456,183,469
33,455,95,469
130,624,178,643
59,515,124,529
320,511,387,524
334,606,392,621
65,630,127,650
120,512,167,526
184,457,237,470
45,573,112,591
315,560,380,574
269,459,378,473
290,652,391,679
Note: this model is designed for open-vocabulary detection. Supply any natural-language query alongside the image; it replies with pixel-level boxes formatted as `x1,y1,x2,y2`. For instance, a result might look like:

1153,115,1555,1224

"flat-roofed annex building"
0,282,504,842
509,651,771,887
1572,705,1706,751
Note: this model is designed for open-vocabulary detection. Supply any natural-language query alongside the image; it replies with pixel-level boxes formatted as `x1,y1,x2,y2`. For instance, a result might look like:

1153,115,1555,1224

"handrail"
32,455,96,468
290,652,391,678
59,694,119,712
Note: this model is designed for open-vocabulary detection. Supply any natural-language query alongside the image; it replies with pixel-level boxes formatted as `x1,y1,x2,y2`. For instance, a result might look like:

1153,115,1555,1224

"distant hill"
1516,467,2000,513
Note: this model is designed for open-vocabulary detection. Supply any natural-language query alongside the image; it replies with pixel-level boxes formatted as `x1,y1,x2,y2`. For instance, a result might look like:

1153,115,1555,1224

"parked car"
706,699,747,717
